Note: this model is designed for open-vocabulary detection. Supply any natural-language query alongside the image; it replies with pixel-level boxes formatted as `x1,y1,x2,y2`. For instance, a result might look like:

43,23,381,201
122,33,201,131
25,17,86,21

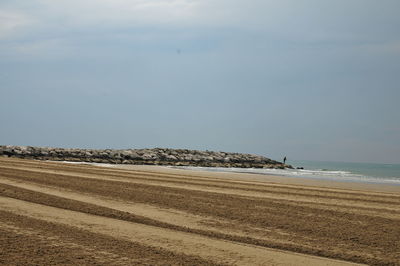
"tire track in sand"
0,196,361,266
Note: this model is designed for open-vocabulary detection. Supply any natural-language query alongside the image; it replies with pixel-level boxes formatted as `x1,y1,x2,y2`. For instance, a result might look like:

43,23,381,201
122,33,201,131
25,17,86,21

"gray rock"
0,145,290,169
166,155,177,161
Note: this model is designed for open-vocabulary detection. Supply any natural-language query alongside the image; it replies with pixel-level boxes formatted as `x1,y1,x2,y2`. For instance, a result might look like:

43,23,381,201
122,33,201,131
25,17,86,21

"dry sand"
1,157,399,265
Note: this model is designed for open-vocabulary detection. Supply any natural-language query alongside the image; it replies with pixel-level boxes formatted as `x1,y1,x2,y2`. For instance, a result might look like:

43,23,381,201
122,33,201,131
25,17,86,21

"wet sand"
1,157,399,265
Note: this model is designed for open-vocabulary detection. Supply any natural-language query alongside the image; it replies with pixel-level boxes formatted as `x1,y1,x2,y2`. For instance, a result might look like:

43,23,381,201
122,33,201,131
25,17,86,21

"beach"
1,157,399,265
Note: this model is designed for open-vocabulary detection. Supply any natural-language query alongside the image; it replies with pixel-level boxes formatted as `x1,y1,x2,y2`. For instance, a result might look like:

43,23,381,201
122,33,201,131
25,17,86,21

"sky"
1,0,400,164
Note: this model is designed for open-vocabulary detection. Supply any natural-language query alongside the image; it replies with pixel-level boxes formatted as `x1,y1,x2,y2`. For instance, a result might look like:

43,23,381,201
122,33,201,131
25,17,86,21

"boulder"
0,145,291,169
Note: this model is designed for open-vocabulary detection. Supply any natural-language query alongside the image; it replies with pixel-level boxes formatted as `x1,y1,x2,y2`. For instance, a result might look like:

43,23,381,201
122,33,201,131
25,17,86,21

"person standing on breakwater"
283,156,287,164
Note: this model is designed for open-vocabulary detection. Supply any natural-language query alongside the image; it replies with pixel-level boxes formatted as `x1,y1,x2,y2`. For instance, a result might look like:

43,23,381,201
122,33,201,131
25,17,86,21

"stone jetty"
0,145,291,169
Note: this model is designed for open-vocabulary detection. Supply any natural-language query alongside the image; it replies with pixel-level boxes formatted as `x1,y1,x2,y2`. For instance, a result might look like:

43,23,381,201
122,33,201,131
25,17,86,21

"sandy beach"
1,157,399,265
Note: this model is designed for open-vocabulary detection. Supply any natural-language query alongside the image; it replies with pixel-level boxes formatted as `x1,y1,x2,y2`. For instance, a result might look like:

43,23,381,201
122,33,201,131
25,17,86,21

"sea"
178,160,400,185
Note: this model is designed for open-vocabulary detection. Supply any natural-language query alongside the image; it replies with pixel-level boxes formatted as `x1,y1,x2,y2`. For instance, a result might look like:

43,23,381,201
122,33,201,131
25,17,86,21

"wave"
176,166,400,185
57,160,400,185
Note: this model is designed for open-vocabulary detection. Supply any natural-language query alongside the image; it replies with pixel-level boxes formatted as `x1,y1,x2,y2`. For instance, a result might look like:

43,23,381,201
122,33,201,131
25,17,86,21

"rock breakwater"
0,145,291,169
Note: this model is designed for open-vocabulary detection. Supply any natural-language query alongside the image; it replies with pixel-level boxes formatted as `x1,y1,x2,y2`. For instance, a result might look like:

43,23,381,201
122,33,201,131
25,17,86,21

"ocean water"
60,159,400,185
178,160,400,185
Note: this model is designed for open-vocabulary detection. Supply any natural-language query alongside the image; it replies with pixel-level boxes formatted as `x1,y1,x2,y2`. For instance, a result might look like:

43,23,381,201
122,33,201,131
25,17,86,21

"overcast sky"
1,0,399,163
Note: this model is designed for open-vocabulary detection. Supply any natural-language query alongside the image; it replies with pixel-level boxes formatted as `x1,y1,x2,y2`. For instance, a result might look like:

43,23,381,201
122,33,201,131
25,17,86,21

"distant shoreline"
60,160,400,192
173,165,400,186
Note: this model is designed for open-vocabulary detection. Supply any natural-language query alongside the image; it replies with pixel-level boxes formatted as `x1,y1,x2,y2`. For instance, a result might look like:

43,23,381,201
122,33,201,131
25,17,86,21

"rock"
166,155,177,161
0,145,292,169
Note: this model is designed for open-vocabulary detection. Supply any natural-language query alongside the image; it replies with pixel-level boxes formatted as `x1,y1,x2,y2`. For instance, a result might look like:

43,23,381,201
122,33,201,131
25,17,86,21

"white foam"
175,166,400,185
54,160,400,185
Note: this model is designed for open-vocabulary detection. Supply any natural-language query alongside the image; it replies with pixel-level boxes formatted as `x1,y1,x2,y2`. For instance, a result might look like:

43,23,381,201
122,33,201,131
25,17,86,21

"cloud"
3,0,400,44
12,38,75,57
34,0,199,27
0,10,33,38
361,41,400,55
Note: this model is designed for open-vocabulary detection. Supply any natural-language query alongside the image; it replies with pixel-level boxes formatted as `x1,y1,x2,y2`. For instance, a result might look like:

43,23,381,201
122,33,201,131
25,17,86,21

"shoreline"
172,166,400,186
206,167,400,187
78,161,400,194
